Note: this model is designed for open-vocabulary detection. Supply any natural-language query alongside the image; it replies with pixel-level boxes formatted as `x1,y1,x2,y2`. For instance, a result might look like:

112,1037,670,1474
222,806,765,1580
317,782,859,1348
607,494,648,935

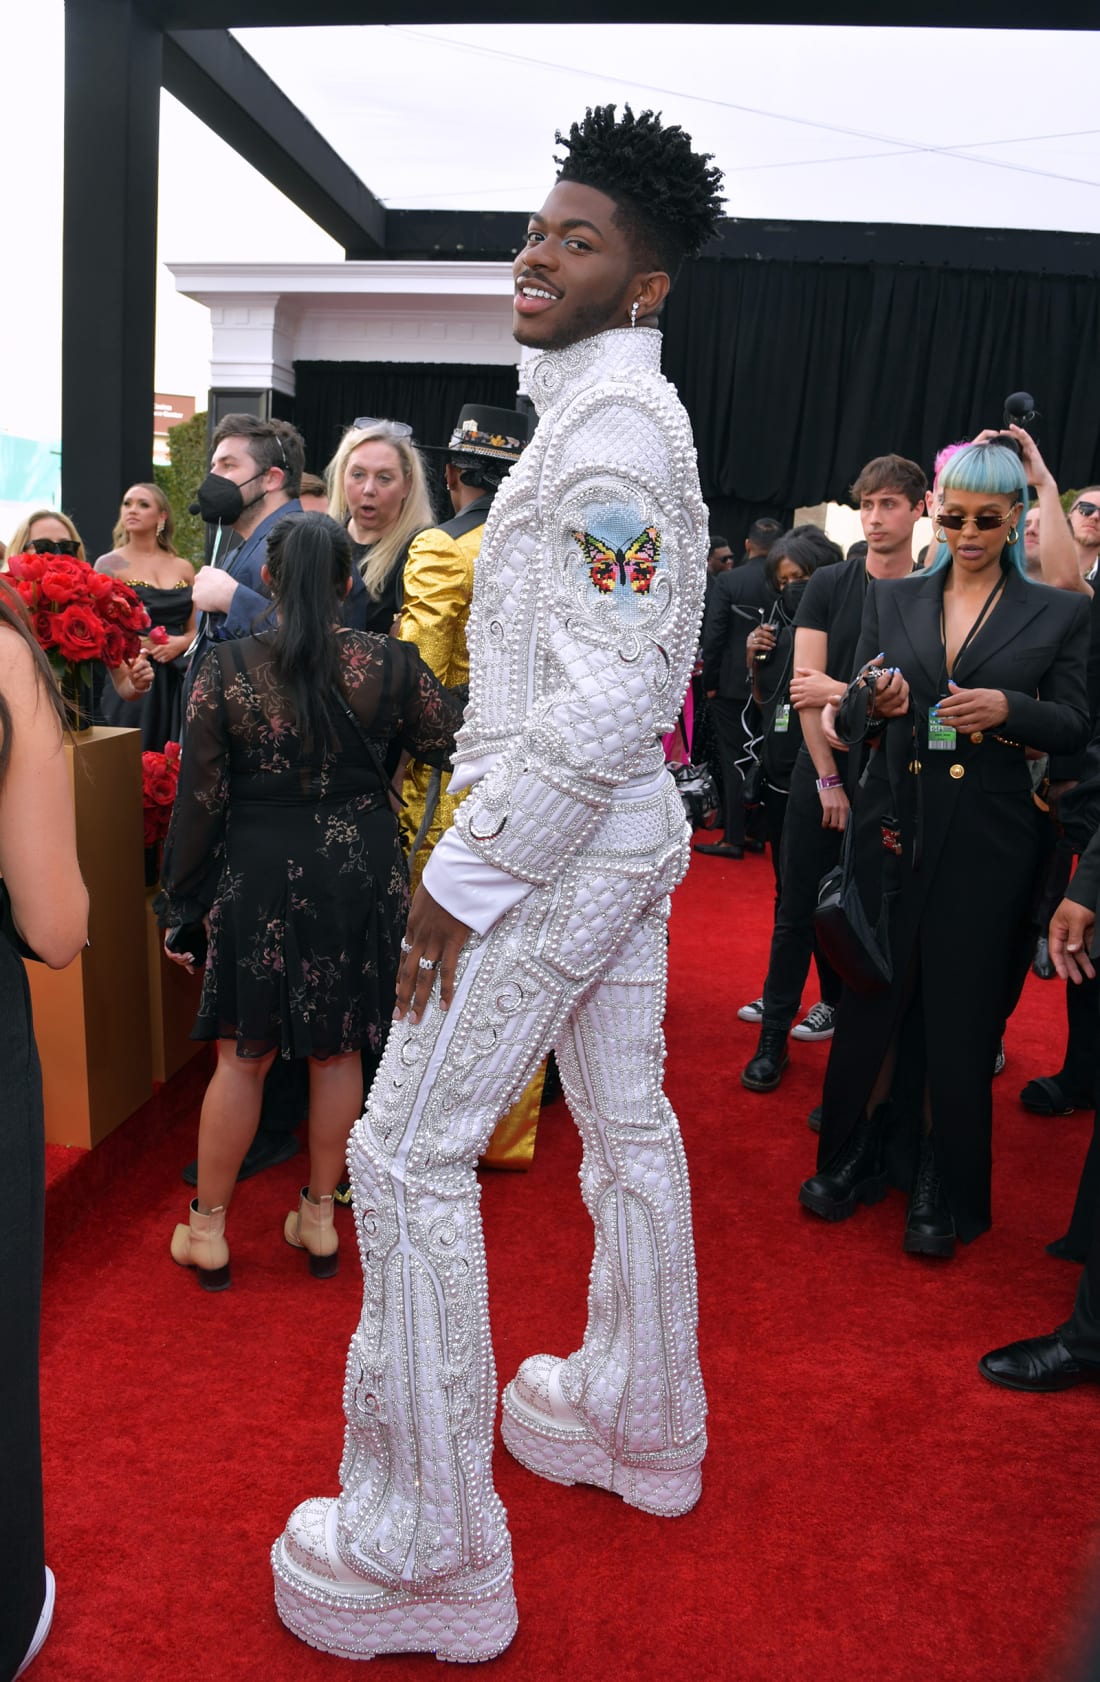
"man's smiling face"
512,180,650,353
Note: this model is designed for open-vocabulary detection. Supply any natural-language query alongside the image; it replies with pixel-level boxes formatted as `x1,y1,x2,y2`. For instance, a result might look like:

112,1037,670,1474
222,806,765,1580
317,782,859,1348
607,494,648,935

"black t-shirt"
793,557,869,684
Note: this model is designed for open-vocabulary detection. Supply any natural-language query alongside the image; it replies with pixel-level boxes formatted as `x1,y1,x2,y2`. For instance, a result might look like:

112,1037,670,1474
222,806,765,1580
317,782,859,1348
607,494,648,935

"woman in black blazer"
800,439,1090,1256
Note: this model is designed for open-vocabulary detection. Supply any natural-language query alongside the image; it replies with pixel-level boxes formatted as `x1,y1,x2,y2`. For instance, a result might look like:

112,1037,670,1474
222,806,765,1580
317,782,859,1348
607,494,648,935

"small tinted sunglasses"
938,508,1018,532
352,417,413,439
1074,500,1100,520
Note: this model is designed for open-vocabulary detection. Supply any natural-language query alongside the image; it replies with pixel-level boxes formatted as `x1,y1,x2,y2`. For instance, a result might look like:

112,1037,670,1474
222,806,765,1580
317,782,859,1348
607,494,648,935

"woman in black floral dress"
158,513,463,1288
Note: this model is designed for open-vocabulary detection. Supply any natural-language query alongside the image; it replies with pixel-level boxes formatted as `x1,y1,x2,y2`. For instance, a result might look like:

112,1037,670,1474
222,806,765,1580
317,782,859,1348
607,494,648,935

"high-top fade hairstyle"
926,440,1030,578
554,104,724,283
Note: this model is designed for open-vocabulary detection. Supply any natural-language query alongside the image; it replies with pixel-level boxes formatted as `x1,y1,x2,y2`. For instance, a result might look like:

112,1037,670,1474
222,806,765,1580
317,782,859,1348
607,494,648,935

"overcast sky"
4,6,1100,442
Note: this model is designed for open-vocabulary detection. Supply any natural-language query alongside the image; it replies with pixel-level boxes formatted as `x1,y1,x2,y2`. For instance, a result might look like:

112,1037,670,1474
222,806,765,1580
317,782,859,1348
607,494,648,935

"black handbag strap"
333,691,406,809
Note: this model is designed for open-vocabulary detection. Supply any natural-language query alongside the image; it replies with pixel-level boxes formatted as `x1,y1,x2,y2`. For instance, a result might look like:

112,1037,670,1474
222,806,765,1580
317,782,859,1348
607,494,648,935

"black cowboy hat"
423,403,530,464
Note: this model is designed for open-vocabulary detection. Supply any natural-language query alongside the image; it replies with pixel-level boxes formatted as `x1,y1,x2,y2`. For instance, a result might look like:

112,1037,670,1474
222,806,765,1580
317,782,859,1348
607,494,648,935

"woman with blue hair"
799,437,1091,1258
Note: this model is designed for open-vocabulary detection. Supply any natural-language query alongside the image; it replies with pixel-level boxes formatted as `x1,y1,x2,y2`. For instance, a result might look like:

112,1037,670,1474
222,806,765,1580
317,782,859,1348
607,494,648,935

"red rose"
164,740,181,765
39,560,86,604
7,551,45,583
149,625,170,646
100,589,137,626
85,570,116,603
32,608,57,649
148,772,177,806
53,603,106,662
101,623,127,666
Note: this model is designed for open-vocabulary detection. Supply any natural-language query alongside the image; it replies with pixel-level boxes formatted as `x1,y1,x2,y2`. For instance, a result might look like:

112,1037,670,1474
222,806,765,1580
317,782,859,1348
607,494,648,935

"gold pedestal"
28,727,154,1147
144,889,203,1083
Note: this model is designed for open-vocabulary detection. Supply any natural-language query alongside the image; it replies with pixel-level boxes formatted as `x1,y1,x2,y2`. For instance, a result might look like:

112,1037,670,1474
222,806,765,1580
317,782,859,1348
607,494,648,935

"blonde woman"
6,509,86,565
95,483,196,748
325,419,433,634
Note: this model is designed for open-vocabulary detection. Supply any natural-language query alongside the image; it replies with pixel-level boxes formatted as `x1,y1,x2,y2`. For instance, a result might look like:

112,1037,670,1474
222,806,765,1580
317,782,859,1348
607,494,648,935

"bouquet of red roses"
142,741,182,847
5,549,149,680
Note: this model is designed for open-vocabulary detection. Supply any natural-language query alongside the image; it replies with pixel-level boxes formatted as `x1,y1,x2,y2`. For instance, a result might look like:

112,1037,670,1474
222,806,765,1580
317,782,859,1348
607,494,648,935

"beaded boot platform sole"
272,1499,517,1663
501,1354,702,1518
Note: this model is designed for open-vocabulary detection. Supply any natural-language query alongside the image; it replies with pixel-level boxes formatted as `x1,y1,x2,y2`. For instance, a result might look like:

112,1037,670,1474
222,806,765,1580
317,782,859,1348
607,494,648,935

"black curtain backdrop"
293,359,521,477
663,258,1100,549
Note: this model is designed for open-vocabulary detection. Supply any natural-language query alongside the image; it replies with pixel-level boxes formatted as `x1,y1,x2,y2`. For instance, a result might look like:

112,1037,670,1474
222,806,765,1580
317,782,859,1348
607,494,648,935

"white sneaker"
737,996,765,1023
792,1002,836,1041
15,1567,55,1680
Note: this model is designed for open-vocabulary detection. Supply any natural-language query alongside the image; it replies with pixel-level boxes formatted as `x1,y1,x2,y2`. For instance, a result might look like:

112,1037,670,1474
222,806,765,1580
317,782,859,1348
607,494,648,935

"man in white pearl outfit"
273,105,725,1663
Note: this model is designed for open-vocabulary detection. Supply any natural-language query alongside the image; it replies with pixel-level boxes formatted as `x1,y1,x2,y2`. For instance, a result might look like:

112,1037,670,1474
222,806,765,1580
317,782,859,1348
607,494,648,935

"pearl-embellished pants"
331,793,706,1590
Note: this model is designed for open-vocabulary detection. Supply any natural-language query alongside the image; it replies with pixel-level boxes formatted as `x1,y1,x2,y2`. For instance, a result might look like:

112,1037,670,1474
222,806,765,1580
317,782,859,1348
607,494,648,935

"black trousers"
762,784,841,1008
0,942,46,1681
1057,981,1100,1367
708,694,753,848
760,752,843,1033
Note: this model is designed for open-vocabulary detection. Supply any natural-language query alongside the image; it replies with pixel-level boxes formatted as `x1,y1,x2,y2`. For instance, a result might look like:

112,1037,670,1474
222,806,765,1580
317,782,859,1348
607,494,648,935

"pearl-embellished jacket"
422,327,707,931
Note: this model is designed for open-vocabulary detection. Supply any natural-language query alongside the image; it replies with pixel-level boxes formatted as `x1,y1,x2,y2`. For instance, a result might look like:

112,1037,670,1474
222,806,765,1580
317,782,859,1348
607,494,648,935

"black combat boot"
798,1109,888,1221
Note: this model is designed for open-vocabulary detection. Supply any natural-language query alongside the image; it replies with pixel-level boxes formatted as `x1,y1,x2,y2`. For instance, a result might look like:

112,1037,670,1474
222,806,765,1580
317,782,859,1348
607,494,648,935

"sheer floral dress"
158,630,463,1061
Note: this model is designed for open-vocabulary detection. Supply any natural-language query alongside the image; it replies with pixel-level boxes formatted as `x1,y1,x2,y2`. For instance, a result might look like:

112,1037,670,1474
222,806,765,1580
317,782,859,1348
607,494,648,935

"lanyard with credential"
941,569,1007,680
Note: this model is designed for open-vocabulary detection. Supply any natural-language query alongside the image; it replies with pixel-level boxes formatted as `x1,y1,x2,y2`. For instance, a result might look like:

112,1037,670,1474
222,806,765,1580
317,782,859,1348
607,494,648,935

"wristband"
816,774,843,791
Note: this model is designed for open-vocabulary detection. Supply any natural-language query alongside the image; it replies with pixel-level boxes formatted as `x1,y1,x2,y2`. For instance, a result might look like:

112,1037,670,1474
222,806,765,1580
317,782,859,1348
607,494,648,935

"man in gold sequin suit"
273,105,725,1663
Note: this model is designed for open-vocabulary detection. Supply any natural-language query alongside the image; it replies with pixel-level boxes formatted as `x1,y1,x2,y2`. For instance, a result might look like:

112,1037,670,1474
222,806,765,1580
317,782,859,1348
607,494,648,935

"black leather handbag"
813,822,893,995
812,668,916,997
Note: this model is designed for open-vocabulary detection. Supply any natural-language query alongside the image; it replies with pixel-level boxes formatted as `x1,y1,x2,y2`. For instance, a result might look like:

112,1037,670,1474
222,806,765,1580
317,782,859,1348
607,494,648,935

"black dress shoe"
743,838,766,855
741,1025,788,1092
1046,1234,1088,1263
1031,936,1056,981
1019,1074,1092,1116
693,840,744,858
182,1131,299,1187
978,1332,1100,1393
903,1137,956,1258
807,1105,822,1135
798,1110,887,1221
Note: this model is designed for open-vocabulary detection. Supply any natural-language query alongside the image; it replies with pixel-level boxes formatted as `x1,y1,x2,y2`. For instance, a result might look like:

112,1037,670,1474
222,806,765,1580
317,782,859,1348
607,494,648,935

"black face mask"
190,470,266,526
29,537,81,557
780,577,809,618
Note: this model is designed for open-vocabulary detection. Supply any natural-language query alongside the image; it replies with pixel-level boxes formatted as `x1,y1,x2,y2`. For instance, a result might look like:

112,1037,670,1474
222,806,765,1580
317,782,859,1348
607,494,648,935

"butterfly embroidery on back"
573,526,662,597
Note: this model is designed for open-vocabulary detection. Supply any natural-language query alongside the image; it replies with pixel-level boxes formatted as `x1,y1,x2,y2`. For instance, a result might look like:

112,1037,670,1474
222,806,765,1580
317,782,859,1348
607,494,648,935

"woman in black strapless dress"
96,482,197,749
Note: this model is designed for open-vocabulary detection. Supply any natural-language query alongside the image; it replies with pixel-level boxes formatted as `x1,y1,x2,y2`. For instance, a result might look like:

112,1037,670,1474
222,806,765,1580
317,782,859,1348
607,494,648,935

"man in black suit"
695,518,783,858
981,844,1100,1391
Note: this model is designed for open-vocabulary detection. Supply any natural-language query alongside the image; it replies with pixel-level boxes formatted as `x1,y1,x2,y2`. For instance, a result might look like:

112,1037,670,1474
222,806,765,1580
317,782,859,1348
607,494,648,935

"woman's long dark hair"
262,513,352,753
0,579,67,787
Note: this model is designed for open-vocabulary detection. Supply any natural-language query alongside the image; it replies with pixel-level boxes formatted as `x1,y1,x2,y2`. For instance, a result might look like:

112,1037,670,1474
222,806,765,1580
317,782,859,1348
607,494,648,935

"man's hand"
791,668,845,712
191,567,239,615
935,682,1009,733
1050,897,1096,984
395,884,472,1023
818,785,849,831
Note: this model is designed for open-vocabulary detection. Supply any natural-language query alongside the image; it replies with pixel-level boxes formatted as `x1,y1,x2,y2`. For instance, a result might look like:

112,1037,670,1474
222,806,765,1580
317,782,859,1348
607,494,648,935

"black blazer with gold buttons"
853,563,1090,797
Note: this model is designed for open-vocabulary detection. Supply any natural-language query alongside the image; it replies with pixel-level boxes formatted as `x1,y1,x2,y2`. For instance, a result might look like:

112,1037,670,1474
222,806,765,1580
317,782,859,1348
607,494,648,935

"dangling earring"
630,300,640,329
157,522,165,536
1006,526,1019,545
935,527,946,542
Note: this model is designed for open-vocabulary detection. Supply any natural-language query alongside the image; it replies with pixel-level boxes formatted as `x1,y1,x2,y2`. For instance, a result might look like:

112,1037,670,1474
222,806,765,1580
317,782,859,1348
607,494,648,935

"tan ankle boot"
283,1188,338,1278
170,1200,230,1291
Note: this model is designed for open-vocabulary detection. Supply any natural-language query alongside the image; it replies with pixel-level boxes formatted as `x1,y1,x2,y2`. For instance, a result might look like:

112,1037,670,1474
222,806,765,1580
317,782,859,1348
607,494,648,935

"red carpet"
35,847,1099,1682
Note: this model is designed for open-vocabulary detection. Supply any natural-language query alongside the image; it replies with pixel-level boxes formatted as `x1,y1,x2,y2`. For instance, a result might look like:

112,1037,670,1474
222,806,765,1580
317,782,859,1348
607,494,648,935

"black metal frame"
62,0,1100,551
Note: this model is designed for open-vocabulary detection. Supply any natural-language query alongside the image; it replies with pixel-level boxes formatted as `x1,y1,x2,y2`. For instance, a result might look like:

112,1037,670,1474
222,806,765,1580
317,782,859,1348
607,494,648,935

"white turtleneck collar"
523,327,663,417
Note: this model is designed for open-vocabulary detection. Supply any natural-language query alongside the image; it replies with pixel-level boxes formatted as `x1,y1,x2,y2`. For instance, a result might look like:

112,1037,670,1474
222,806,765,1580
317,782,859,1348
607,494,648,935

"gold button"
949,763,965,780
970,731,984,744
908,760,922,774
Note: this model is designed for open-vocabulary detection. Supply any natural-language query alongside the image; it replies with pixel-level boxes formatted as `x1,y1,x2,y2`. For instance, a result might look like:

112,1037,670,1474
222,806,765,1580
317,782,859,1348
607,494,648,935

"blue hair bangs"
925,441,1030,577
